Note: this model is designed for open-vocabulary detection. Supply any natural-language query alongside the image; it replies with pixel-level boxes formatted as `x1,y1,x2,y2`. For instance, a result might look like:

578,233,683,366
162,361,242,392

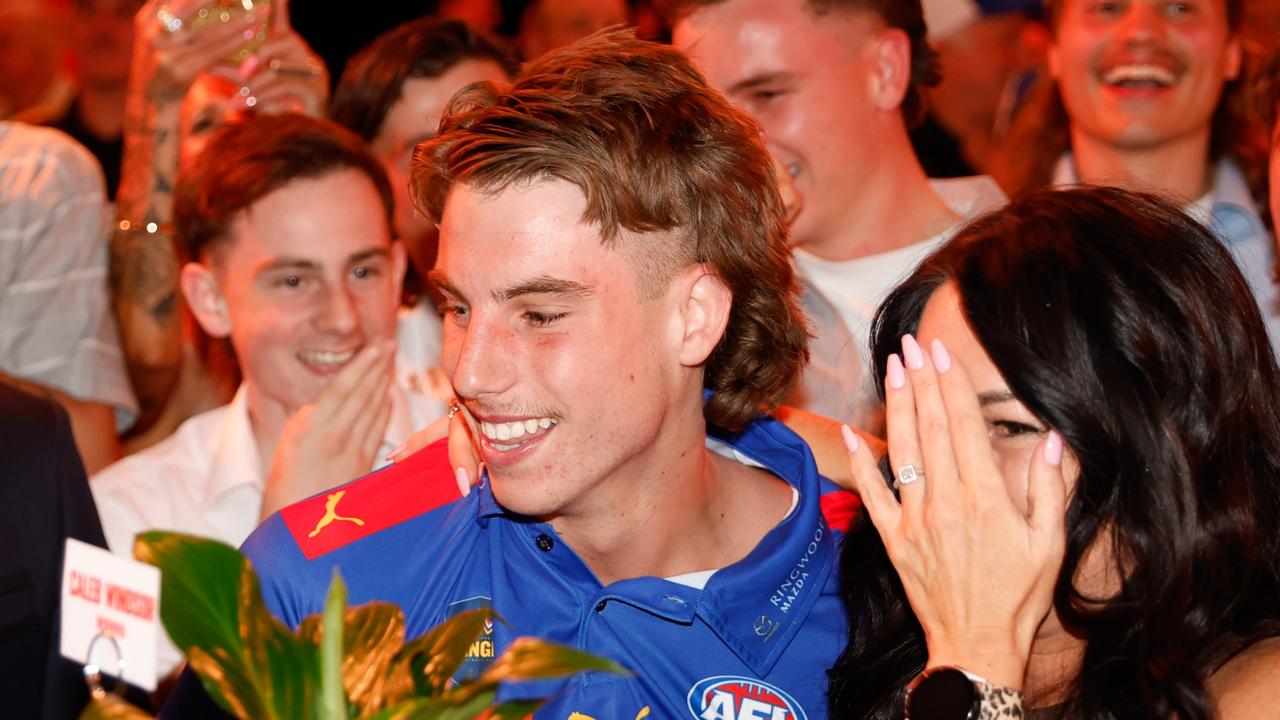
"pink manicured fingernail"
887,354,906,389
931,339,951,373
1044,430,1063,466
455,466,472,496
387,442,407,461
901,334,924,369
840,424,860,453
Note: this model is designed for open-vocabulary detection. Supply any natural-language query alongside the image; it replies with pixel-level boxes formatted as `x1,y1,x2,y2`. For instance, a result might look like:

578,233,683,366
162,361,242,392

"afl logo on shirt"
686,676,807,720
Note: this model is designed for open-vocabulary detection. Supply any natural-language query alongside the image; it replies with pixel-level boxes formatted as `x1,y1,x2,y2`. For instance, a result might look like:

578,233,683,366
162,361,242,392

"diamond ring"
896,464,925,489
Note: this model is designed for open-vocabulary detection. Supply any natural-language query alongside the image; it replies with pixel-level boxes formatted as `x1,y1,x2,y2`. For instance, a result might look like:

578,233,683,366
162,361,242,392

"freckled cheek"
524,333,591,407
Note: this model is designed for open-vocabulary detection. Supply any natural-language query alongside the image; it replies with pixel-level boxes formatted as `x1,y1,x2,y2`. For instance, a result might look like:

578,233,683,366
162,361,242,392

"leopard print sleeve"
978,685,1025,719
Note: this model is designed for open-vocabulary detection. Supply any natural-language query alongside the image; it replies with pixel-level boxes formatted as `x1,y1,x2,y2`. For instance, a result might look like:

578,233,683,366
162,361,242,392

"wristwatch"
903,666,1024,720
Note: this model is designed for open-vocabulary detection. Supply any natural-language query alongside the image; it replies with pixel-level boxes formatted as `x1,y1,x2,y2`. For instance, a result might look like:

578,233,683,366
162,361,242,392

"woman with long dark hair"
831,186,1280,718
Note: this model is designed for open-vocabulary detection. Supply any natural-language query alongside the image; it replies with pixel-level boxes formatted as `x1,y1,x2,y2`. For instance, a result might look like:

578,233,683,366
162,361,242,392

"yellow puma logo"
308,490,365,538
567,707,649,720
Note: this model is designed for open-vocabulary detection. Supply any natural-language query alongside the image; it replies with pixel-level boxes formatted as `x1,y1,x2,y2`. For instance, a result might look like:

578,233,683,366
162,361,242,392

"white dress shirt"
90,381,442,680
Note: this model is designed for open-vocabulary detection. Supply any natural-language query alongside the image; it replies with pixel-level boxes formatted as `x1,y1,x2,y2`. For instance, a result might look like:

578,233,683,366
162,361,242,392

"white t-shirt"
395,300,451,405
793,175,1006,432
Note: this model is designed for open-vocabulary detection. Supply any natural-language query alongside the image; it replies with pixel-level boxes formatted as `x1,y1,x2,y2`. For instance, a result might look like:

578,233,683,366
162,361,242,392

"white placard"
59,538,161,690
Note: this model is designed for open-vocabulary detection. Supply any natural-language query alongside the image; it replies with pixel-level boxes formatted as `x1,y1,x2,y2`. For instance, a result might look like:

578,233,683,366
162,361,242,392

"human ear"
675,266,732,368
389,239,408,299
180,262,232,338
869,28,910,111
1223,35,1242,81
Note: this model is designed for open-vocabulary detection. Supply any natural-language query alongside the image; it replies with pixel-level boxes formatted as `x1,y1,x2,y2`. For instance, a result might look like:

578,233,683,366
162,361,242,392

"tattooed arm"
111,106,182,422
110,1,250,422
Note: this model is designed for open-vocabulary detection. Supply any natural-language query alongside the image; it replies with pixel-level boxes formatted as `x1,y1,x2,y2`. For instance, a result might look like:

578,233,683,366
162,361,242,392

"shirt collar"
471,412,834,677
201,381,428,512
1054,154,1257,213
203,384,266,509
694,416,834,676
1053,154,1266,236
1051,152,1079,188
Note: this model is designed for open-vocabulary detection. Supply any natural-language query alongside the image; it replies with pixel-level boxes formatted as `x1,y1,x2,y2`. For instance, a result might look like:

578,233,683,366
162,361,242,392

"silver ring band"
268,58,324,78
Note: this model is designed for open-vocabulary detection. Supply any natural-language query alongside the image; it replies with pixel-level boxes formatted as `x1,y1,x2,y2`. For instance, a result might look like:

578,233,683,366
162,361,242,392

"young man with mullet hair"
666,0,1006,434
163,30,847,719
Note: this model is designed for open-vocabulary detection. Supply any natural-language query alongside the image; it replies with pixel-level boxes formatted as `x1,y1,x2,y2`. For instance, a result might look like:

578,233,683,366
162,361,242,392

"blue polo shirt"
175,414,847,719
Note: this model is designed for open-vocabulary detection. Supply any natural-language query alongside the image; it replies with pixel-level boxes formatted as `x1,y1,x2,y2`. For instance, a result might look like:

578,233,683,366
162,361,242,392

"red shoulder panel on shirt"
820,489,861,533
279,438,461,560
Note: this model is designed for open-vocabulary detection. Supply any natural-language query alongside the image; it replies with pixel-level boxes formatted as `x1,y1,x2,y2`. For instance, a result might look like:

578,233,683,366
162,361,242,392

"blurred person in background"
0,121,137,474
668,0,1006,433
42,0,147,199
0,0,73,122
437,0,503,33
914,0,1050,177
1254,40,1279,228
995,0,1280,357
518,0,629,58
330,18,519,402
0,381,117,719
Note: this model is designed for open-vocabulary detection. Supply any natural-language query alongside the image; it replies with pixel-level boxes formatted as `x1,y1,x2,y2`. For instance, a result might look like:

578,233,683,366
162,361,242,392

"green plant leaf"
134,531,317,720
365,690,497,720
300,599,409,714
448,637,629,704
78,696,154,720
487,637,630,679
133,532,244,659
486,700,544,719
133,532,251,715
132,532,623,720
394,608,495,696
319,569,348,720
235,562,318,719
184,645,260,719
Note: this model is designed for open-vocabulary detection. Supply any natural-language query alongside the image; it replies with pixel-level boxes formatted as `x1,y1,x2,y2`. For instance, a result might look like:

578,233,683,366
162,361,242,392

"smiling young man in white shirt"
91,113,447,682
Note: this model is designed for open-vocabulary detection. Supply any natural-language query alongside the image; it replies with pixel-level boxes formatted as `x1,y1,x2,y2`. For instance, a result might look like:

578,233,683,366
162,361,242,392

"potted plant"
82,532,626,719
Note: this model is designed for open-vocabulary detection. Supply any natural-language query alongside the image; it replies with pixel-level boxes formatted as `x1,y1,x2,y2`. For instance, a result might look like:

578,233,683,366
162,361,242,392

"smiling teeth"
481,417,556,443
1103,64,1176,86
299,349,357,365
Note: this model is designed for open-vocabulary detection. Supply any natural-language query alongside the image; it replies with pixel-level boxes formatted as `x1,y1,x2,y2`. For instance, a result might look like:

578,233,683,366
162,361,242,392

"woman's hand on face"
843,333,1068,691
389,400,481,496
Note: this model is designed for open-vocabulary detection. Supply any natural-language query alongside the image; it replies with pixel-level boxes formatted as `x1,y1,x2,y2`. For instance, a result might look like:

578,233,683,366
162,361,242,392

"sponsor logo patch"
445,596,496,682
686,676,807,720
280,438,460,559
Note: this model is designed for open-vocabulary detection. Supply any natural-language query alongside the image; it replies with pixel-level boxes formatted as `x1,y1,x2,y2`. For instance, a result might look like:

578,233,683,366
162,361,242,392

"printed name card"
60,539,161,690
